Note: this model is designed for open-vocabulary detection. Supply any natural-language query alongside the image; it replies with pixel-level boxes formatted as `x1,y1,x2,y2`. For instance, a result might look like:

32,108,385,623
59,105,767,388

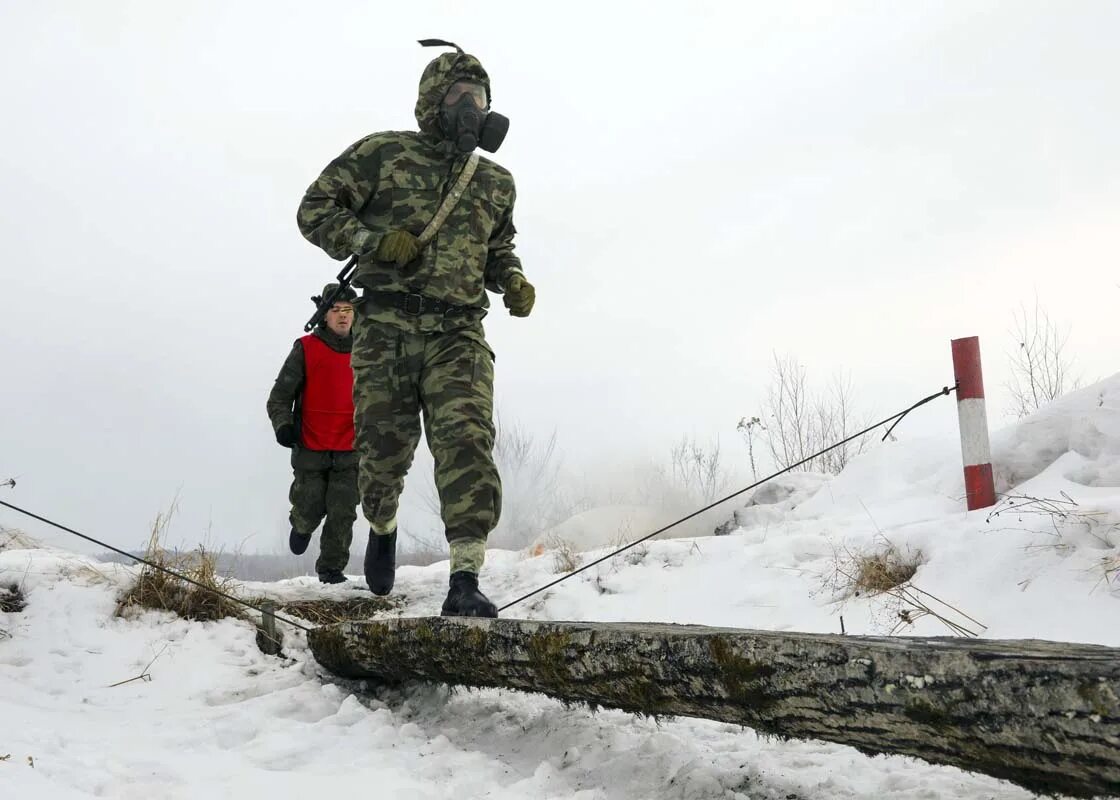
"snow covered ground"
3,377,1119,799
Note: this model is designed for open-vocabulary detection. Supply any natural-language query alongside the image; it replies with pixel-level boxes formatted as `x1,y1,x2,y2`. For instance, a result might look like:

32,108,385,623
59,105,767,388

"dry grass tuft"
1097,554,1120,594
1,582,26,613
819,536,985,638
1,581,27,640
851,544,922,596
819,537,924,600
115,508,245,623
271,596,398,625
611,527,650,568
0,527,39,552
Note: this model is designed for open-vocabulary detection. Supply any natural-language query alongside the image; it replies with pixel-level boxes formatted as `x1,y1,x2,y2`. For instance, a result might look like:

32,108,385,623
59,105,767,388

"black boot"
364,529,397,596
317,570,347,584
289,529,312,556
440,571,498,618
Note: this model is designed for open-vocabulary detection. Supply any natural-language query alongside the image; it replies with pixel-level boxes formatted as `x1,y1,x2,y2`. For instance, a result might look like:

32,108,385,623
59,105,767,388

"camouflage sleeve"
484,186,525,293
296,136,387,260
266,341,305,433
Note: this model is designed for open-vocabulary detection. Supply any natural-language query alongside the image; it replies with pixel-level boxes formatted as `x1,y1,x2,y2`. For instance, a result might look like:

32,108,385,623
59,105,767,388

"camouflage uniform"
266,324,359,575
296,50,524,575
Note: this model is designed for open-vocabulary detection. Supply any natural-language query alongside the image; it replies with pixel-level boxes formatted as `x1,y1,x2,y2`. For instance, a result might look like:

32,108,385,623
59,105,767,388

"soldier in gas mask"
296,40,535,616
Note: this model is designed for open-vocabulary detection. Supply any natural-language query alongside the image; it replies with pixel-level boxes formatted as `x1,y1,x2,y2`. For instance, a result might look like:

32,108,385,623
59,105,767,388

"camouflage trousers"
289,447,359,574
351,317,501,552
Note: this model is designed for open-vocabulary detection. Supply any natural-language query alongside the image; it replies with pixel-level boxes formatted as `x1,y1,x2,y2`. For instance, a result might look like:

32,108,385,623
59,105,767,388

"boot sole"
367,580,394,596
440,605,498,618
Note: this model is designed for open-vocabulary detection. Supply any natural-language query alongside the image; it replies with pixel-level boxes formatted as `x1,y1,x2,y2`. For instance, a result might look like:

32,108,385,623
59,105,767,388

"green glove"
376,230,421,267
503,274,535,317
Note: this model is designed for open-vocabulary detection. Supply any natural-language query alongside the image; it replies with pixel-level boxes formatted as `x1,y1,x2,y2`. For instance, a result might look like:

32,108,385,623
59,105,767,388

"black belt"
363,291,479,317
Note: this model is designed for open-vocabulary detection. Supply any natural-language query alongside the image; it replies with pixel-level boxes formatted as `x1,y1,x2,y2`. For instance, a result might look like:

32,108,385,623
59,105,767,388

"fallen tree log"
308,618,1120,798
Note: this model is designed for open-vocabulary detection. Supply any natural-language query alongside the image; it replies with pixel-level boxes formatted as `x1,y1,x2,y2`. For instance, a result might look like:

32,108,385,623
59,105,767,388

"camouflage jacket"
265,326,352,434
296,51,524,334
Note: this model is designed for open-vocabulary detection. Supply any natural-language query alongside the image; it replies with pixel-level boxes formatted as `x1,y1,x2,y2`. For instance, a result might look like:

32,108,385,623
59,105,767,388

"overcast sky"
2,1,1118,554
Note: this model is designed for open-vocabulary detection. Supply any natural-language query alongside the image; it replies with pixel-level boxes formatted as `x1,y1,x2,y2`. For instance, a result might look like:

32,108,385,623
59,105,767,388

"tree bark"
308,618,1120,798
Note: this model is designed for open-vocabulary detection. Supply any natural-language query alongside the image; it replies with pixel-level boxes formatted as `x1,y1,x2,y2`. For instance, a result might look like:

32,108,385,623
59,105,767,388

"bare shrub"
816,373,870,475
396,532,449,568
620,437,733,540
987,492,1120,551
762,353,812,472
490,416,584,549
1006,299,1082,418
668,436,731,505
548,536,582,574
422,412,588,551
116,507,244,623
735,416,764,481
987,493,1120,594
758,354,872,475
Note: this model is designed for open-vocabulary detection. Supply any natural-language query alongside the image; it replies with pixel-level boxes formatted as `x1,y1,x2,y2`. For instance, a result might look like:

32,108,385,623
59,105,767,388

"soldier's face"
325,303,354,336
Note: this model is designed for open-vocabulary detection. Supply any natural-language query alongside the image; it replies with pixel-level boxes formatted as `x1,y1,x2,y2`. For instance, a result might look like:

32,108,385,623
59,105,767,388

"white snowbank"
3,375,1119,798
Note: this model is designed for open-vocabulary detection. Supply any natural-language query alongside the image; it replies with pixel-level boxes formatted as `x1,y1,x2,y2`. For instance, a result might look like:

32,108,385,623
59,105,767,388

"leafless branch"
761,354,873,474
1006,299,1081,418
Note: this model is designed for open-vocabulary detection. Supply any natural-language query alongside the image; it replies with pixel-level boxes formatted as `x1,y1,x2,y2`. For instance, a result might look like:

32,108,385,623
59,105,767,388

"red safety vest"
299,334,355,451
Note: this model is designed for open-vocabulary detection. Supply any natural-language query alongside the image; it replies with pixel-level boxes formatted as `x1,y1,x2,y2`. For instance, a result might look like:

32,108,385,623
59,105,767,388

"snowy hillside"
2,377,1119,799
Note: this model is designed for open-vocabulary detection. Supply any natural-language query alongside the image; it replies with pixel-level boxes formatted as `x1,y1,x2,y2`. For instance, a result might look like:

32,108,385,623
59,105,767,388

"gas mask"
439,81,509,154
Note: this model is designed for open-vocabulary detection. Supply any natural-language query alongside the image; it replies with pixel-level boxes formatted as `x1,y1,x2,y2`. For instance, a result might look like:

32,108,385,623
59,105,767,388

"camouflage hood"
414,49,491,140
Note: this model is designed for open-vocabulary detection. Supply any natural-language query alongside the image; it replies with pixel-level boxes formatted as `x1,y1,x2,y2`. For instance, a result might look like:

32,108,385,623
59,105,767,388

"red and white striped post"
951,336,996,510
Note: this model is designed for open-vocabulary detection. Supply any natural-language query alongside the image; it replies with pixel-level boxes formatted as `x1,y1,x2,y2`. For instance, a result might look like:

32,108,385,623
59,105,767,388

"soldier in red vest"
266,284,360,584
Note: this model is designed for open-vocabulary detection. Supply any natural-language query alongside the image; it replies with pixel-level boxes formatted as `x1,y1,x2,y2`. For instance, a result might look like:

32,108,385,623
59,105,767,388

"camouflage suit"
296,50,525,575
266,325,359,575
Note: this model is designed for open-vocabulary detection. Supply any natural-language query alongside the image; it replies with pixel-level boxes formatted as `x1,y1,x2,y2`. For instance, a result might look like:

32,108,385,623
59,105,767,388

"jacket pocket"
389,168,445,232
